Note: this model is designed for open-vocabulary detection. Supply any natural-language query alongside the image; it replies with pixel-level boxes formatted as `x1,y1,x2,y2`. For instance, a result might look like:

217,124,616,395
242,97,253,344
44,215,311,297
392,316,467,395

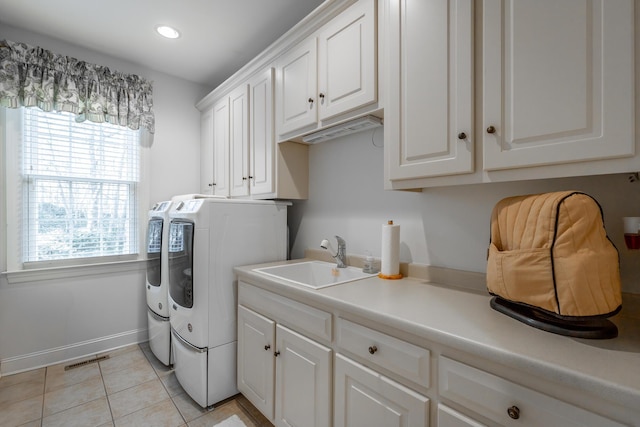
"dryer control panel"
175,199,203,212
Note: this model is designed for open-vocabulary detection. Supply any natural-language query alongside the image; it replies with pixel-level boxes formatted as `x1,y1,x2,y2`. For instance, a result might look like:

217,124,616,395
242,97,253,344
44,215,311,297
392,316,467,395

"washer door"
168,220,194,308
146,217,163,287
171,329,208,408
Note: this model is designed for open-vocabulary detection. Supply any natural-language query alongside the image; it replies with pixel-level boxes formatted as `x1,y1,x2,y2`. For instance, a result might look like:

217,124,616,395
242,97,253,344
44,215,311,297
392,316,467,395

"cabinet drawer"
238,281,332,343
438,356,626,427
336,318,430,388
438,404,486,427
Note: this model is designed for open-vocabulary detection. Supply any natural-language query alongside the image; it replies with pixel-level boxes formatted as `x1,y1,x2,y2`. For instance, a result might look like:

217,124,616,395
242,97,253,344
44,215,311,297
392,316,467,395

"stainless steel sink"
253,261,377,289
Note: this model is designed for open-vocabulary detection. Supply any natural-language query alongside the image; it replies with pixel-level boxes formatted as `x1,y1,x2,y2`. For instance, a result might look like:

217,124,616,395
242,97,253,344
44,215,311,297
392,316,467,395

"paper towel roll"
381,220,400,276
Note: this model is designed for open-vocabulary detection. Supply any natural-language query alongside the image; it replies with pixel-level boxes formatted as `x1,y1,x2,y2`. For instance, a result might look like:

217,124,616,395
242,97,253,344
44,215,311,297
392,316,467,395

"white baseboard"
0,328,148,376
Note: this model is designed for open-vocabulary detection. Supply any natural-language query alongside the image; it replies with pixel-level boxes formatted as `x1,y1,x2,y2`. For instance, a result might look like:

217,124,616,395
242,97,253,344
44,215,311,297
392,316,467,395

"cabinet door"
229,84,250,197
237,305,276,421
318,0,376,121
277,38,318,138
200,108,214,194
482,0,634,170
250,68,276,197
334,353,429,427
385,0,474,180
212,98,230,197
275,324,331,427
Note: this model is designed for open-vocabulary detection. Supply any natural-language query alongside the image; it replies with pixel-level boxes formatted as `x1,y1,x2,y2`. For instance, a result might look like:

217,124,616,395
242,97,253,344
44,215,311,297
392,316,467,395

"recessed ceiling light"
155,25,180,39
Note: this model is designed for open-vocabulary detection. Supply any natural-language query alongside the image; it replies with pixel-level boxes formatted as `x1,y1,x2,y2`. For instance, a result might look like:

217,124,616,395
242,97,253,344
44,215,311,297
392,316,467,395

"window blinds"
21,108,140,263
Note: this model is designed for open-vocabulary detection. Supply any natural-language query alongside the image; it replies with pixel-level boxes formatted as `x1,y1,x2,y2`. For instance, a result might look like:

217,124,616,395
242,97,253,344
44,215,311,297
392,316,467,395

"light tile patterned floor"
0,343,273,427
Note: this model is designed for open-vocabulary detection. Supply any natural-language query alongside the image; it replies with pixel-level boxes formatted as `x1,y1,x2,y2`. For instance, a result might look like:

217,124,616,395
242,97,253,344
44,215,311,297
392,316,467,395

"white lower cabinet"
336,317,430,389
438,356,626,427
237,305,275,419
238,279,630,427
276,324,332,427
334,353,429,427
237,283,332,427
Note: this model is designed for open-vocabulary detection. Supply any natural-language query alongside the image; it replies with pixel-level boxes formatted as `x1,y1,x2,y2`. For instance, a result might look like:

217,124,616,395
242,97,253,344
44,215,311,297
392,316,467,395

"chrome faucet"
320,235,347,268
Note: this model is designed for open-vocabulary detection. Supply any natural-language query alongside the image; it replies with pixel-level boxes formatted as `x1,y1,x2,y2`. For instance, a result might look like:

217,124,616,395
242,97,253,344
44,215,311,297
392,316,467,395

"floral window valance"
0,39,154,136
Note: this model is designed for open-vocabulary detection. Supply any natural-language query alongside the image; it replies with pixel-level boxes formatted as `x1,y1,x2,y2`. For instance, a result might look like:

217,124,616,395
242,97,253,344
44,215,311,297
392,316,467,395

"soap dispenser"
362,252,377,274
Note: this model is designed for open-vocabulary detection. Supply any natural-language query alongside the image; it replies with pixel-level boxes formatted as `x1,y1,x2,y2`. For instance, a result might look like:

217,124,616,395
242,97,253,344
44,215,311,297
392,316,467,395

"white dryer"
168,198,288,408
145,200,173,366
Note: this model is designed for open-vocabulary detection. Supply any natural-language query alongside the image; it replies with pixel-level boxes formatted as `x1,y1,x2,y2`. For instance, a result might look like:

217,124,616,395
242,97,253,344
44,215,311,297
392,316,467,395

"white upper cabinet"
229,84,250,197
277,38,319,137
385,0,636,189
212,97,230,197
249,68,276,197
482,0,635,171
318,0,377,121
385,0,474,180
276,0,378,141
200,107,215,194
202,68,309,201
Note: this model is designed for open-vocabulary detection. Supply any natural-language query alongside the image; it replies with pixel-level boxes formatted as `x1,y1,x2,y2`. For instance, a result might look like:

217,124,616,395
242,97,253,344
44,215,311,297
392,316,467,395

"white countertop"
234,259,640,411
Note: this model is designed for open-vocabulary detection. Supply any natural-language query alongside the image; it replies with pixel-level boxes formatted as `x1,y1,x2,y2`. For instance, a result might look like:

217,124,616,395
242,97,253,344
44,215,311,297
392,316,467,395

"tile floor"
0,343,273,427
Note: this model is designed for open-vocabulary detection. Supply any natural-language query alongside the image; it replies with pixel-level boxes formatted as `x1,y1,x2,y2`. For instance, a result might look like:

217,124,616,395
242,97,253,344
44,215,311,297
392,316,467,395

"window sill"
1,259,146,285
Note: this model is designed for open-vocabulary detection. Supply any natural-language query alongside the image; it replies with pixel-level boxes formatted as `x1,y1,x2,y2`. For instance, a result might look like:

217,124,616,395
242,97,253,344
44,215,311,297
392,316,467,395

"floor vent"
64,355,109,371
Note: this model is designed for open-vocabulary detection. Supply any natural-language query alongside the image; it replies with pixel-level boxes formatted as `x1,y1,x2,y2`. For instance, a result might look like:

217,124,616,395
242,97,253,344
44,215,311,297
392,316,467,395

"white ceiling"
0,0,325,88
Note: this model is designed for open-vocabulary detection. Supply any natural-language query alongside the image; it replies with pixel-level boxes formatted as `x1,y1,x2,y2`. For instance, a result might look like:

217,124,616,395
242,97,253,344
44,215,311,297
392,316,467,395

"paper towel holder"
379,220,403,280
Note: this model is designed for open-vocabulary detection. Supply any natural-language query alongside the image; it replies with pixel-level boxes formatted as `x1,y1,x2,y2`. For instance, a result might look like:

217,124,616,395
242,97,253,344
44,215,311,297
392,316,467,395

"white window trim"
2,258,146,285
0,108,6,275
1,107,150,276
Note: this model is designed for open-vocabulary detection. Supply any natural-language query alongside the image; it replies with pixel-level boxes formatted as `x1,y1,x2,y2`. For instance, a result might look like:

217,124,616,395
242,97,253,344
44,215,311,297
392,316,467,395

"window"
6,108,142,268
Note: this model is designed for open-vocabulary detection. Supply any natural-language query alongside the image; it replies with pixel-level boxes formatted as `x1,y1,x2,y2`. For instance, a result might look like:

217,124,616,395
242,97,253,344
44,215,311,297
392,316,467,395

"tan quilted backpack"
487,191,621,334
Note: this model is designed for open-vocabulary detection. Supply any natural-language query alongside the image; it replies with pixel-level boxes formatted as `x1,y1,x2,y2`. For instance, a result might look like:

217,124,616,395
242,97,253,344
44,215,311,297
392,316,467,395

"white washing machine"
168,198,288,408
146,200,174,366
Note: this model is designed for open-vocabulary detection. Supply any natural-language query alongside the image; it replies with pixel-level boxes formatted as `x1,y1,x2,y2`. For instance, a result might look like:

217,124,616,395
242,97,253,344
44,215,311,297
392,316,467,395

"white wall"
0,26,206,374
288,129,640,294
